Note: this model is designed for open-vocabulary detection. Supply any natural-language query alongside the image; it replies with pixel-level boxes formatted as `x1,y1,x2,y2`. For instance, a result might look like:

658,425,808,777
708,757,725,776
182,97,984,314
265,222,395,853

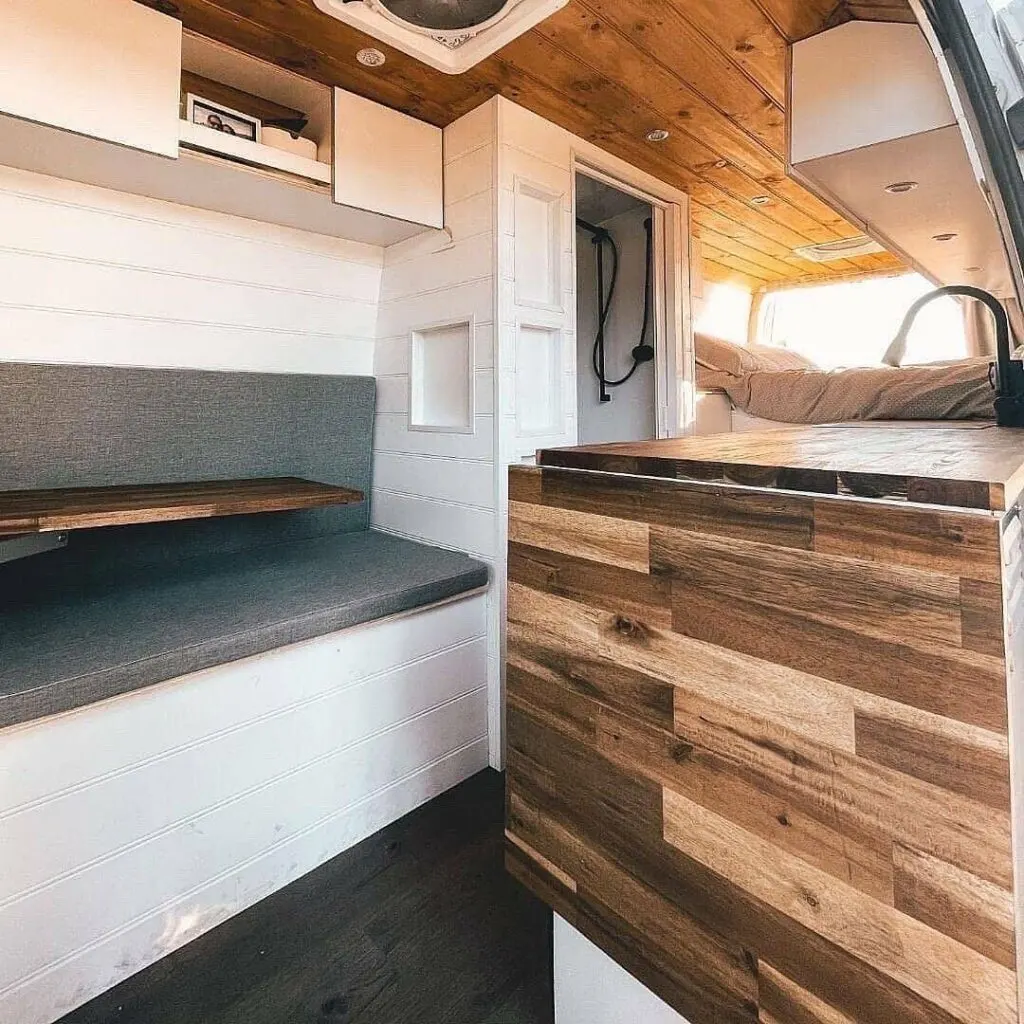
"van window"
755,273,968,368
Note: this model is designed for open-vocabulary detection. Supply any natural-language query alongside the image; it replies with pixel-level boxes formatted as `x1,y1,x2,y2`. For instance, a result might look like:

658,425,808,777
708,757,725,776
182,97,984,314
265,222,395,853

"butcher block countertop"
538,423,1024,511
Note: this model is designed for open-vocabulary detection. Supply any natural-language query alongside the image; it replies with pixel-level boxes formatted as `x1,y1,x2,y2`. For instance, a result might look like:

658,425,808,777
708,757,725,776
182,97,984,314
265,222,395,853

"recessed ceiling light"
356,47,387,67
750,195,772,206
885,181,919,194
933,232,958,242
646,129,670,143
965,265,982,272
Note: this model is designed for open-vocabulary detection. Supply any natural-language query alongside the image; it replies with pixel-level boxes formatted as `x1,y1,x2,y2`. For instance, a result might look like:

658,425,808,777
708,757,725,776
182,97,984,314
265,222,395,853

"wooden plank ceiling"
141,0,915,291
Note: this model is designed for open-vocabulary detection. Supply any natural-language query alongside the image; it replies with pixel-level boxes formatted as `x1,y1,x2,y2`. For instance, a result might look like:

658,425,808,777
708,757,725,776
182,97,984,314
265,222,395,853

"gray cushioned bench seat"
0,530,488,729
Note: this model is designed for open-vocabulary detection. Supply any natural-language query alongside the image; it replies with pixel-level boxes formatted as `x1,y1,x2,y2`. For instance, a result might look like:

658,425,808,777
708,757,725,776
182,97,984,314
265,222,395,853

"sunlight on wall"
694,282,752,346
757,273,967,369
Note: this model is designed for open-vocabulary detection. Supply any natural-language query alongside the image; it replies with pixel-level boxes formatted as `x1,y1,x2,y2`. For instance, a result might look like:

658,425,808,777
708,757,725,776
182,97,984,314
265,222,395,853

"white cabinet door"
333,88,444,229
0,0,181,158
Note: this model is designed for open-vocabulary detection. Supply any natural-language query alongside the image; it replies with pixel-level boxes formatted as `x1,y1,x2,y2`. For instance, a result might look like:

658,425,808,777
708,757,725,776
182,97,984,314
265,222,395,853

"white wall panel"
371,492,496,558
373,452,494,507
0,166,383,373
373,102,500,766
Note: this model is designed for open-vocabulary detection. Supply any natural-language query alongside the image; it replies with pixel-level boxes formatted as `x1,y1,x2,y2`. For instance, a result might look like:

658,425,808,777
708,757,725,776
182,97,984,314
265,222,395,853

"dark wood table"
0,477,364,536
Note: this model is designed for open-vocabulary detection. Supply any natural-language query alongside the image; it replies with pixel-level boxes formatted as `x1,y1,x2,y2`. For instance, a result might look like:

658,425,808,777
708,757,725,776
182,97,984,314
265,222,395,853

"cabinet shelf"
178,119,332,185
0,478,364,536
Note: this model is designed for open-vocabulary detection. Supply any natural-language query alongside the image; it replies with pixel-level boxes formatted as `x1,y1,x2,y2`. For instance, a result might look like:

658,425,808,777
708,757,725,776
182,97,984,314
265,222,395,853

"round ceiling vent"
371,0,513,34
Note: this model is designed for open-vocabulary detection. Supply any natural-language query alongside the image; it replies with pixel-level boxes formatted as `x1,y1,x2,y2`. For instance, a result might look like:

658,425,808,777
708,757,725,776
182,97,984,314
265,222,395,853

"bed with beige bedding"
695,334,996,425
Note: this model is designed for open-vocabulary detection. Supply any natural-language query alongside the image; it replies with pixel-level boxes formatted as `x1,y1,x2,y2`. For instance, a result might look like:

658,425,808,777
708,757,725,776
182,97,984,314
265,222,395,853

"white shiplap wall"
372,101,502,760
0,163,381,373
0,162,491,1024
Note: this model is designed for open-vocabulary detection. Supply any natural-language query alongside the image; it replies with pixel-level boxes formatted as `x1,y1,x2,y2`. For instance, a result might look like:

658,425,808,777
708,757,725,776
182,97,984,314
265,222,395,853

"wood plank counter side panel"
0,478,364,535
505,462,1018,1024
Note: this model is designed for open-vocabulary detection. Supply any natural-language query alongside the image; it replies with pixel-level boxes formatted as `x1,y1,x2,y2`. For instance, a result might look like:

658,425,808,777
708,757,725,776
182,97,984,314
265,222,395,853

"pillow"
694,334,755,376
694,333,815,376
746,344,816,372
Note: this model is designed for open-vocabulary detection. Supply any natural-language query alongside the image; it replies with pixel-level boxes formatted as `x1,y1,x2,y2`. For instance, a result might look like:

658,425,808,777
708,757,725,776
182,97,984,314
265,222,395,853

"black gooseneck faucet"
882,284,1024,427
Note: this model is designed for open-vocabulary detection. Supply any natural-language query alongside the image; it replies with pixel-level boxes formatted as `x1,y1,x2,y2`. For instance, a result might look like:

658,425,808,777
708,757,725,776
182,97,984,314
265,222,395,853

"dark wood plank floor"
58,769,552,1024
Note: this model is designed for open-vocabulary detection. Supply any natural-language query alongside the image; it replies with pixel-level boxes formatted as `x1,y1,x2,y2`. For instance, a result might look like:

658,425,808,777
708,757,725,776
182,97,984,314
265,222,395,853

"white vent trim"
793,235,885,262
312,0,569,74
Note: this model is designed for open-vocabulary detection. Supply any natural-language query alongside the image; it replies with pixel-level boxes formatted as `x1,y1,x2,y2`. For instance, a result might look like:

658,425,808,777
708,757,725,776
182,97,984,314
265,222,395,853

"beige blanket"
698,359,996,423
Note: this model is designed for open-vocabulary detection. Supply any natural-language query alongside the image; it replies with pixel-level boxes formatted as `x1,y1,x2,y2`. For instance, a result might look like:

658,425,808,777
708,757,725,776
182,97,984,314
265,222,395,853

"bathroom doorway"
575,172,659,445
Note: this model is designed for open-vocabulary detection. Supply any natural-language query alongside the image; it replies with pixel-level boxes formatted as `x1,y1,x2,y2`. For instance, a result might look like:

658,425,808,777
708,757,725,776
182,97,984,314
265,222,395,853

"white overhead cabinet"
0,0,182,158
789,21,1014,297
0,5,446,243
333,88,445,230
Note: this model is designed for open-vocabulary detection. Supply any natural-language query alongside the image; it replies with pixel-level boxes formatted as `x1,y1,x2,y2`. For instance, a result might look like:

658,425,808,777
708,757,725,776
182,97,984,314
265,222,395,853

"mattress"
696,358,996,424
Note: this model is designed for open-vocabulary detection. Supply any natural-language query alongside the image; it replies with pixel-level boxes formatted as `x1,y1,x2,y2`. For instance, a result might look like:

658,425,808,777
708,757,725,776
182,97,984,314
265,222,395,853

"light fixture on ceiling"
933,232,958,242
356,47,388,66
750,195,772,206
646,129,670,143
966,265,982,273
885,181,919,194
793,235,885,262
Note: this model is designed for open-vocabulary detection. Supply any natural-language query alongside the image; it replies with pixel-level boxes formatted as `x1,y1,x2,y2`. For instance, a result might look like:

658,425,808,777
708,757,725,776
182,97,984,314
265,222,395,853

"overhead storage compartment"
790,21,1014,297
0,2,446,246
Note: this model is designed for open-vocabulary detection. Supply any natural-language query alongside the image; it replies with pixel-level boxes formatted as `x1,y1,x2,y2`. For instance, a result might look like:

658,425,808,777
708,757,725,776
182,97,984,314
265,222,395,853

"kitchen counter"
538,422,1024,510
505,425,1024,1024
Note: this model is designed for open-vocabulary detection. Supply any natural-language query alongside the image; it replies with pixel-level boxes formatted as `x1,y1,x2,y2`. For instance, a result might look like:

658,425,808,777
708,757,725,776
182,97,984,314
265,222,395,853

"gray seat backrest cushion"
0,363,375,567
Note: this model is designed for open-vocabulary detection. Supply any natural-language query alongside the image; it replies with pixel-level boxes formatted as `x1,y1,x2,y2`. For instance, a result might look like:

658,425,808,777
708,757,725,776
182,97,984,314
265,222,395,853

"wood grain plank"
671,583,1008,732
575,844,761,1024
813,498,1003,585
509,541,672,629
893,845,1016,970
961,579,1006,657
508,500,650,574
651,524,963,649
508,632,675,732
855,708,1011,812
662,788,1018,1024
539,468,815,550
0,477,363,535
758,962,858,1024
596,705,895,902
508,708,964,1024
504,829,578,893
507,464,542,505
672,695,1013,889
542,426,1024,512
509,581,857,750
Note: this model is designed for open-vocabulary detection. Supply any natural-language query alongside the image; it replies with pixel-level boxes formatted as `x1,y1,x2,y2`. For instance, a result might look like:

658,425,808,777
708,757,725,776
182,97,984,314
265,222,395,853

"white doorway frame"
570,157,692,438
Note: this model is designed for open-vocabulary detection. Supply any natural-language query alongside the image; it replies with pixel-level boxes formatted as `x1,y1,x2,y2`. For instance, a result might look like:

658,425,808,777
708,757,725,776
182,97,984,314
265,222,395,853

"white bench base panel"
0,592,489,1024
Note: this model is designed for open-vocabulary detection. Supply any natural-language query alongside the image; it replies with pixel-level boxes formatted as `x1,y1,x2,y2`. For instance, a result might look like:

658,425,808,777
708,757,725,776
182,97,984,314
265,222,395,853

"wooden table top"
538,423,1024,511
0,477,364,536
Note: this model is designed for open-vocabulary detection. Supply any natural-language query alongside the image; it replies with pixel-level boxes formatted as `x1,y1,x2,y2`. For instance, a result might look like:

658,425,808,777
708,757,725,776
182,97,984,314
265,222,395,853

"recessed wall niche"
409,318,475,433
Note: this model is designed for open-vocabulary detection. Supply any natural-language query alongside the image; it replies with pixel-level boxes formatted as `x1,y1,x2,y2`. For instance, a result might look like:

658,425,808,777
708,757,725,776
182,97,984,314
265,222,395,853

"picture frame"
186,94,261,144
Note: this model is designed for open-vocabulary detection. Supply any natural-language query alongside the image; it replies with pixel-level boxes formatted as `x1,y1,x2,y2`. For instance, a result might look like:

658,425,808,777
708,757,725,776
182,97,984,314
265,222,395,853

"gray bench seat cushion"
0,531,488,729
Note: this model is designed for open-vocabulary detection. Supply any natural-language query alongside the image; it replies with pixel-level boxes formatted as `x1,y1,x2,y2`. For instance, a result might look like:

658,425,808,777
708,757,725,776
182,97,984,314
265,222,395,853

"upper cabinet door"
0,0,182,157
333,88,444,229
